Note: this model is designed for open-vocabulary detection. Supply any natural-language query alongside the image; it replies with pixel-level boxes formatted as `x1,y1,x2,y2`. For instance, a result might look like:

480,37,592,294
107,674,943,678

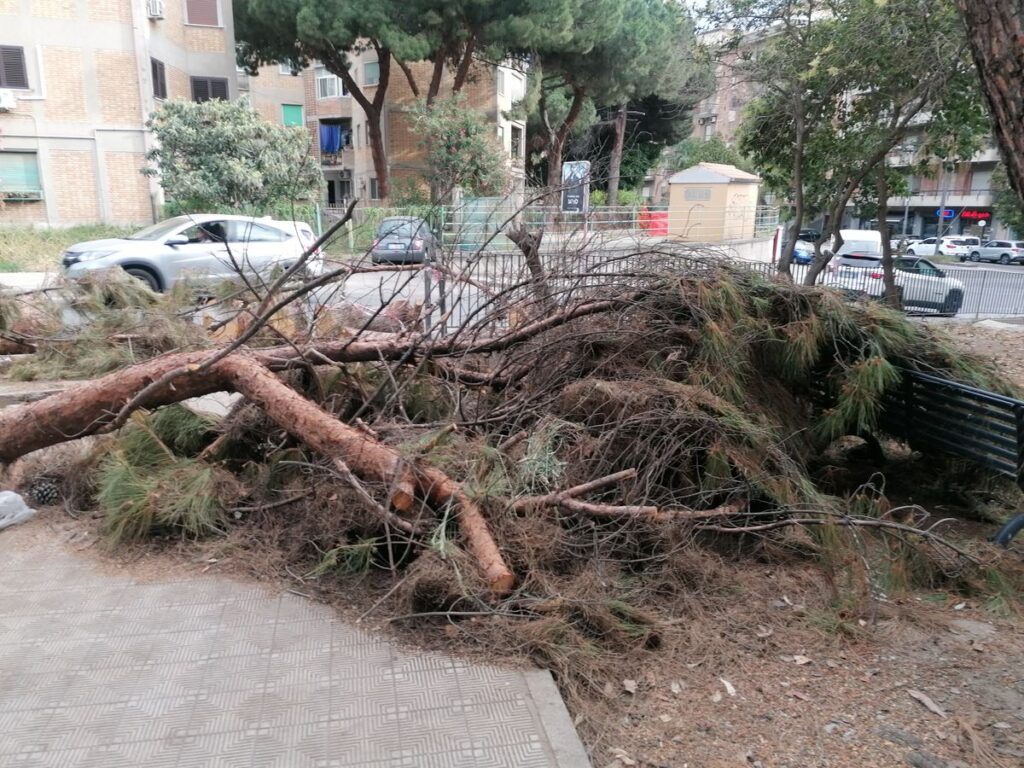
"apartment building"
693,29,1008,239
242,62,305,128
856,136,1005,239
303,54,527,206
0,0,237,226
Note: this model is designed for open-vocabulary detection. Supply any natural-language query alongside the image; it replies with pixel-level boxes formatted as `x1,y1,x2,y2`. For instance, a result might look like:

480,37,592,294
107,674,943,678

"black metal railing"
879,370,1024,486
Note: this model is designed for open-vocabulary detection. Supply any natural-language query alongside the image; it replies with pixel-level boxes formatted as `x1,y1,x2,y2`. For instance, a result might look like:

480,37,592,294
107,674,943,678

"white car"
62,214,322,292
905,236,976,258
823,254,965,314
962,240,1024,265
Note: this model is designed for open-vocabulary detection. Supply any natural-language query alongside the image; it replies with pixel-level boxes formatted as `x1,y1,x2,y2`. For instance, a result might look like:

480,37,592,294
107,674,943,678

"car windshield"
125,217,194,241
840,240,880,253
1016,242,1024,249
837,256,881,268
377,220,423,238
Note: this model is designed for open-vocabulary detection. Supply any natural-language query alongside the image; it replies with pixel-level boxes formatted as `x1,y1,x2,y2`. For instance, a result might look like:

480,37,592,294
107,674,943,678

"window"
282,104,303,127
151,58,167,100
496,69,505,95
497,125,505,145
185,0,220,26
181,220,228,243
191,76,228,102
278,62,296,76
229,221,287,242
0,152,42,199
511,126,522,160
364,61,380,86
315,66,346,99
702,122,716,139
0,46,29,89
369,178,379,200
684,188,712,202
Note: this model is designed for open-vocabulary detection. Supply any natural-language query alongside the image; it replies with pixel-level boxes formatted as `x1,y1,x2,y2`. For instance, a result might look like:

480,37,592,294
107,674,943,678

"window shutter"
191,77,228,102
210,78,228,100
0,46,29,89
191,77,210,102
151,59,167,99
185,0,219,26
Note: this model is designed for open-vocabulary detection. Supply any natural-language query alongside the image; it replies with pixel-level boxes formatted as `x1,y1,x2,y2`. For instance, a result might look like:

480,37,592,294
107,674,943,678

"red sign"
961,210,992,220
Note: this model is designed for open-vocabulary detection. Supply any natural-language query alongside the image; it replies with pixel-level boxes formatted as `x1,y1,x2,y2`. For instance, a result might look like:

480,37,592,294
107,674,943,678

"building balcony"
320,147,354,169
898,191,994,209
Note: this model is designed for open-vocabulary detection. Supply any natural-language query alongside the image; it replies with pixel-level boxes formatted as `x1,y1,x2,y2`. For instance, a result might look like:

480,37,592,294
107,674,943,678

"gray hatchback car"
370,217,438,264
62,214,320,292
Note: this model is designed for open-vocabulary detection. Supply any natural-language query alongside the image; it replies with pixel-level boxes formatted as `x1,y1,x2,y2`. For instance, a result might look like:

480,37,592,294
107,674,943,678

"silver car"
964,240,1024,265
62,214,321,292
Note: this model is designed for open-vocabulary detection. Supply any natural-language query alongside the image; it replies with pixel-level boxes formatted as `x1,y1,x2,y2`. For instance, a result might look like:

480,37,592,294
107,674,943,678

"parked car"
370,217,438,264
905,236,965,257
834,229,882,257
942,236,981,259
61,214,321,292
797,229,821,243
823,254,965,315
791,239,815,264
963,240,1024,265
781,239,815,264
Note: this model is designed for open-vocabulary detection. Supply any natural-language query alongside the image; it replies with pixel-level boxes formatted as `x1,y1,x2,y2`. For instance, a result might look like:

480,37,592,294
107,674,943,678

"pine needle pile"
7,259,1022,716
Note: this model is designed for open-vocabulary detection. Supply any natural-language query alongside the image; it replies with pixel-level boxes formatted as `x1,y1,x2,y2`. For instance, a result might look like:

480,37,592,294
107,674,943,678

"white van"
834,229,882,256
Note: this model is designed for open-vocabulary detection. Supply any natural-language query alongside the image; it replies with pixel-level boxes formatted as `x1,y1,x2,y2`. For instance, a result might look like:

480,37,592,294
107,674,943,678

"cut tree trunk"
506,227,553,312
956,1,1024,206
217,356,419,513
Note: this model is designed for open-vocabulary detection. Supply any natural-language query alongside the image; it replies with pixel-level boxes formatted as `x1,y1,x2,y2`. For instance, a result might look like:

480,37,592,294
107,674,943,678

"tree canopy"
143,99,322,213
728,0,988,282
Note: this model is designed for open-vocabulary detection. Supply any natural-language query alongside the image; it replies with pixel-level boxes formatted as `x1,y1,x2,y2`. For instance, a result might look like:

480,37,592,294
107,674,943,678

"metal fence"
746,261,1024,318
880,370,1024,487
320,199,781,256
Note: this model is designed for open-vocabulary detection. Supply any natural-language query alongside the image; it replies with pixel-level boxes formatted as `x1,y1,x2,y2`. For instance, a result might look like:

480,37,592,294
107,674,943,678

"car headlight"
76,250,118,262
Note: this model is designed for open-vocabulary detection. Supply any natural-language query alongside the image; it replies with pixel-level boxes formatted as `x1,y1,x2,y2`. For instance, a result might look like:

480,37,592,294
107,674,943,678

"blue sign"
935,208,955,219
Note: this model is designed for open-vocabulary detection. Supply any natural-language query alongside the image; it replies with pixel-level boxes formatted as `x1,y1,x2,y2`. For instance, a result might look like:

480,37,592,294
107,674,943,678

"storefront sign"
961,210,992,220
935,208,955,219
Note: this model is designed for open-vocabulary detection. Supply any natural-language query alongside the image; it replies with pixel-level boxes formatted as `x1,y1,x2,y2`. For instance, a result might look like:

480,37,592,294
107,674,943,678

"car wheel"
123,267,161,292
970,252,981,262
941,289,963,316
906,249,916,256
1000,254,1011,265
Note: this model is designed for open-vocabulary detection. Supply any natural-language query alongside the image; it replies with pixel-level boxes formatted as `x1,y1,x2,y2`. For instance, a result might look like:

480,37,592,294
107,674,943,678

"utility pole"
936,163,949,243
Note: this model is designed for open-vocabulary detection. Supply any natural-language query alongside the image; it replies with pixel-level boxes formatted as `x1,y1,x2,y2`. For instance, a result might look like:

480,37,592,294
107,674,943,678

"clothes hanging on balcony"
319,123,342,154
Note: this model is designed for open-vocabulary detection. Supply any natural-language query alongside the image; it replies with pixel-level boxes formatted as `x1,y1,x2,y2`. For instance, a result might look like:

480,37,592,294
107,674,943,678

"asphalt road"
5,256,1024,324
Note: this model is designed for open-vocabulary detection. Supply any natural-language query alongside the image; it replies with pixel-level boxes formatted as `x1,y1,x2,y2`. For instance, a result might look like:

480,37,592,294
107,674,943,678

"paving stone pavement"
0,526,591,768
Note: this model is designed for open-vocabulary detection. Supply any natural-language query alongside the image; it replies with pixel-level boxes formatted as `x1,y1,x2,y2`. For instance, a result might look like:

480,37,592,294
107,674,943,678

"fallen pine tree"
1,258,1021,700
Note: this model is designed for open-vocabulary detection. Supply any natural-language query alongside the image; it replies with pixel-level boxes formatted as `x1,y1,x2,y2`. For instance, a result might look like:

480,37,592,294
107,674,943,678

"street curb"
524,668,593,767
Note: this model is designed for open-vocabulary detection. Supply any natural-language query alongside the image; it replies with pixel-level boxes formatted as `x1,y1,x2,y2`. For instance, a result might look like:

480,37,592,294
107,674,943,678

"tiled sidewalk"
0,526,590,768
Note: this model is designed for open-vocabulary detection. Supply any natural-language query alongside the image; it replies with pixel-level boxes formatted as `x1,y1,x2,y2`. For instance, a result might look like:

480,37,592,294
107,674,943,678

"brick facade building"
302,54,527,206
0,0,237,226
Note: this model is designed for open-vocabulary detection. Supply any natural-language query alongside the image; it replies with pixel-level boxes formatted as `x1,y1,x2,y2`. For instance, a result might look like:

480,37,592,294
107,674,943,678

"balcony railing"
321,147,354,168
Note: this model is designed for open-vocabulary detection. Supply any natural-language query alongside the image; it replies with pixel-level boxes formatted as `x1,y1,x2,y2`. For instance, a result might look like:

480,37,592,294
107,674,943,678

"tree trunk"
335,47,391,201
507,227,553,312
426,55,445,105
955,1,1024,206
364,111,389,201
544,86,587,209
395,57,420,99
217,357,514,595
877,172,900,309
777,113,807,282
451,37,477,94
0,297,629,463
606,103,628,207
